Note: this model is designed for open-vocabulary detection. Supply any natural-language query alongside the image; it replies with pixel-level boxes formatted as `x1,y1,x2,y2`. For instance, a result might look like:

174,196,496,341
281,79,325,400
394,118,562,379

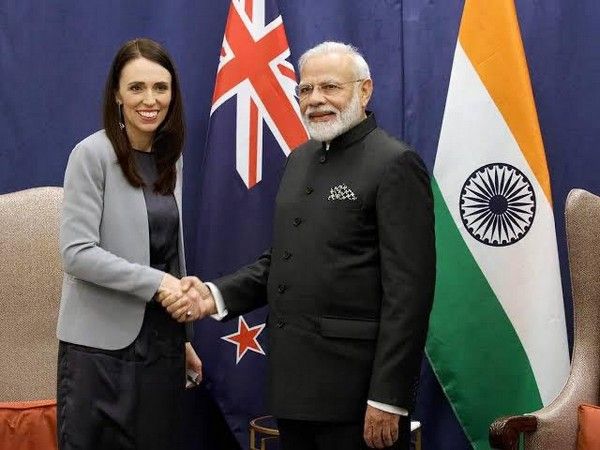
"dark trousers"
277,417,410,450
57,303,185,450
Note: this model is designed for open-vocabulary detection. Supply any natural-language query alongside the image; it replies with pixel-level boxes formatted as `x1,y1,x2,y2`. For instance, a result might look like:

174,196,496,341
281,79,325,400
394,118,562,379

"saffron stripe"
459,0,553,203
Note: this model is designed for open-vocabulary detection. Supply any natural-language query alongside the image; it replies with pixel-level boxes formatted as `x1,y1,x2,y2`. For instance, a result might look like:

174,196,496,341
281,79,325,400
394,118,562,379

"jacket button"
319,155,327,163
293,217,302,226
283,251,292,260
278,284,287,293
305,186,313,195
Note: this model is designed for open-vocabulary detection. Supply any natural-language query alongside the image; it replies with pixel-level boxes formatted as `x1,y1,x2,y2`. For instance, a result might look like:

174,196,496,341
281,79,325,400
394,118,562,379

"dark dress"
57,150,186,450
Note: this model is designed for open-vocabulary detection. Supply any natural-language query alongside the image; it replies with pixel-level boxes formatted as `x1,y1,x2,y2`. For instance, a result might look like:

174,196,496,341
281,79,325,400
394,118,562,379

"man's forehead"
299,52,354,81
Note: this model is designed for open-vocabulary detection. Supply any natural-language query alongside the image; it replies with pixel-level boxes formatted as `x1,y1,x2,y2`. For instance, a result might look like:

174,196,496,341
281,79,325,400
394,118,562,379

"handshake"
156,274,217,322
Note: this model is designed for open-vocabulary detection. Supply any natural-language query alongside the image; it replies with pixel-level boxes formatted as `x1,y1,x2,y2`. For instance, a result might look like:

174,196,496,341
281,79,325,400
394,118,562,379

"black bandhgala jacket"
215,113,436,421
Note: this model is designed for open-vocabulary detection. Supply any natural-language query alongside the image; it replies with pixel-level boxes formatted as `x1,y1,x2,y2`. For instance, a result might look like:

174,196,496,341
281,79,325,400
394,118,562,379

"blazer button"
283,251,292,260
319,155,327,163
293,217,302,227
305,186,314,195
278,283,287,293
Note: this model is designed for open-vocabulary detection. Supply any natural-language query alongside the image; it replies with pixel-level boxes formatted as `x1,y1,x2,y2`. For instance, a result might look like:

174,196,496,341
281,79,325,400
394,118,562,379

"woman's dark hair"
103,38,185,194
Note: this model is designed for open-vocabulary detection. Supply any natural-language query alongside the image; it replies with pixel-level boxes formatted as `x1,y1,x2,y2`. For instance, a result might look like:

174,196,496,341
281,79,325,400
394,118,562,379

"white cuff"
205,282,228,321
367,400,408,416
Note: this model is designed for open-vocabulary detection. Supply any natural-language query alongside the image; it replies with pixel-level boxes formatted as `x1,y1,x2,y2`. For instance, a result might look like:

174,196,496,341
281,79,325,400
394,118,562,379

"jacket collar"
324,111,377,151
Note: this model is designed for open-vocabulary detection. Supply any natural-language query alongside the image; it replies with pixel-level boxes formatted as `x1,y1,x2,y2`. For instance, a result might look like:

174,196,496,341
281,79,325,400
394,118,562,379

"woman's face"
115,57,172,150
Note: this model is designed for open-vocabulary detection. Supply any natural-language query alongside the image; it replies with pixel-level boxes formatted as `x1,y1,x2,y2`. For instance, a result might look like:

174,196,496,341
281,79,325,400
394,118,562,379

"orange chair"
0,187,63,450
489,189,600,449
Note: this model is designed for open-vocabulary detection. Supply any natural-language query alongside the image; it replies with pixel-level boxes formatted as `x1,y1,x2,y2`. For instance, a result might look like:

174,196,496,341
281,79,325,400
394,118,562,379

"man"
165,41,435,449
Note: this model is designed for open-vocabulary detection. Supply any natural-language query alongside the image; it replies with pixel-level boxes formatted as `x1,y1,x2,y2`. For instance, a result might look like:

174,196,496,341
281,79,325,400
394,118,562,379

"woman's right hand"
157,273,186,311
158,273,182,298
157,274,197,321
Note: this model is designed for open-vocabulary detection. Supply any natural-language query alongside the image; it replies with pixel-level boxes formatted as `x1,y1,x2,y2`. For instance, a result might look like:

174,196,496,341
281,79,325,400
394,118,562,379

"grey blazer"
56,130,186,350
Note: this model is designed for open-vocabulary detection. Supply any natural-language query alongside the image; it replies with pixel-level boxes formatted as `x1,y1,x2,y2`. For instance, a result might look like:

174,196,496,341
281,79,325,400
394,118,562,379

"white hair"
298,41,371,79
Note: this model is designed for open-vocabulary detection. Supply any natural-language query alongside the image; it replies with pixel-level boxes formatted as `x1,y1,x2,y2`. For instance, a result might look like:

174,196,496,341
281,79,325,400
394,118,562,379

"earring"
117,103,125,130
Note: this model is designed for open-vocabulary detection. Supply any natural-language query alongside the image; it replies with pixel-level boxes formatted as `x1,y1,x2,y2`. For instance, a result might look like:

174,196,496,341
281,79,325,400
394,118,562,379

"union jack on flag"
193,0,307,447
210,0,308,189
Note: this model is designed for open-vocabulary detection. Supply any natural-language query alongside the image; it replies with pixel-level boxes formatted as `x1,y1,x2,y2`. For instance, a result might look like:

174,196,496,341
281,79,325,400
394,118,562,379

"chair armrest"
489,415,538,449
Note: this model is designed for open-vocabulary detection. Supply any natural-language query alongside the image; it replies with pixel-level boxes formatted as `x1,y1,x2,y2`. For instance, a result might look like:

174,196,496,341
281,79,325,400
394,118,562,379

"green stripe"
426,179,542,450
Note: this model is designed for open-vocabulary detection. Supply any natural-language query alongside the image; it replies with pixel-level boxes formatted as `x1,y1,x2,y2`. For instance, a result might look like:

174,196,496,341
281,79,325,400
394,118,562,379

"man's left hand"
363,404,400,448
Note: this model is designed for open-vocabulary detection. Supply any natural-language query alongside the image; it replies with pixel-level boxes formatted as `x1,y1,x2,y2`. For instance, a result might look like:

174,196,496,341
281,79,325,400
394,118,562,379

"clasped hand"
156,274,216,322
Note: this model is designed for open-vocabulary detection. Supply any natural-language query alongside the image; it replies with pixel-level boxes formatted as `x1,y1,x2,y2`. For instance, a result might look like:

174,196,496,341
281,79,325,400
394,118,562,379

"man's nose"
306,88,326,106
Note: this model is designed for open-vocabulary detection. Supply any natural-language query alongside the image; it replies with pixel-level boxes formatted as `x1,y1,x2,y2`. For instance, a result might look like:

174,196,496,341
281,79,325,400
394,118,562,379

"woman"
56,38,201,450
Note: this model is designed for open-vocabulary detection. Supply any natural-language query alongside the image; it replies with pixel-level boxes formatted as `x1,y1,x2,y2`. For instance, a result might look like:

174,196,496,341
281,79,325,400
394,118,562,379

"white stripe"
434,43,569,404
236,85,251,187
252,0,265,29
255,103,263,183
259,49,306,156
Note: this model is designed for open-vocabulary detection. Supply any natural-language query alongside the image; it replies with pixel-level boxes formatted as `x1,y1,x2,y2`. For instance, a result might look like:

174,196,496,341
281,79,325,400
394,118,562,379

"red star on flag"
221,316,266,364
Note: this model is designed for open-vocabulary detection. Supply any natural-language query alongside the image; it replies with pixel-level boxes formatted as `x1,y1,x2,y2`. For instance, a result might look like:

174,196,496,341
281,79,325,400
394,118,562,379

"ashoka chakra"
459,163,536,247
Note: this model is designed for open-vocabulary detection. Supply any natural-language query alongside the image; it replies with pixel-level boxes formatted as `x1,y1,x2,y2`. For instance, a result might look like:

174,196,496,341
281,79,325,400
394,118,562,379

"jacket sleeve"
210,148,297,319
60,141,164,302
213,249,271,319
368,150,436,411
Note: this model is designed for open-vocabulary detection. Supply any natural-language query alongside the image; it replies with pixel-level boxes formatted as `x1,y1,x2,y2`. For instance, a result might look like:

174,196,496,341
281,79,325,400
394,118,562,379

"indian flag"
426,0,570,448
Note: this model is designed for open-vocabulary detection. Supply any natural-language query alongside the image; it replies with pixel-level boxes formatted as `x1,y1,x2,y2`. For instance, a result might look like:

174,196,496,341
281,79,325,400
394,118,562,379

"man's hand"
157,275,217,322
167,288,200,322
180,276,217,318
363,404,400,448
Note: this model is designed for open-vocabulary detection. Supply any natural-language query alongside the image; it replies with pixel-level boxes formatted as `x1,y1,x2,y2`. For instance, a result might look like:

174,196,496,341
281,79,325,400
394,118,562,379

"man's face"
298,52,372,142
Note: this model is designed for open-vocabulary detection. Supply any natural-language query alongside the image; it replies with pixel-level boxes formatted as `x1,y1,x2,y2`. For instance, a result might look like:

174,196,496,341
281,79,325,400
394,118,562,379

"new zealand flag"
191,0,308,447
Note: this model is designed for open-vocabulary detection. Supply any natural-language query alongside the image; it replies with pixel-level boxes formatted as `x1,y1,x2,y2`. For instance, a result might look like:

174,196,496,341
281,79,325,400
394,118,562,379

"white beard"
302,90,364,142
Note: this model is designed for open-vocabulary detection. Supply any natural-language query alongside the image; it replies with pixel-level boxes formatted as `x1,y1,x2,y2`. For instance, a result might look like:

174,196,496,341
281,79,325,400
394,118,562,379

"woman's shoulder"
75,129,112,152
70,130,115,163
